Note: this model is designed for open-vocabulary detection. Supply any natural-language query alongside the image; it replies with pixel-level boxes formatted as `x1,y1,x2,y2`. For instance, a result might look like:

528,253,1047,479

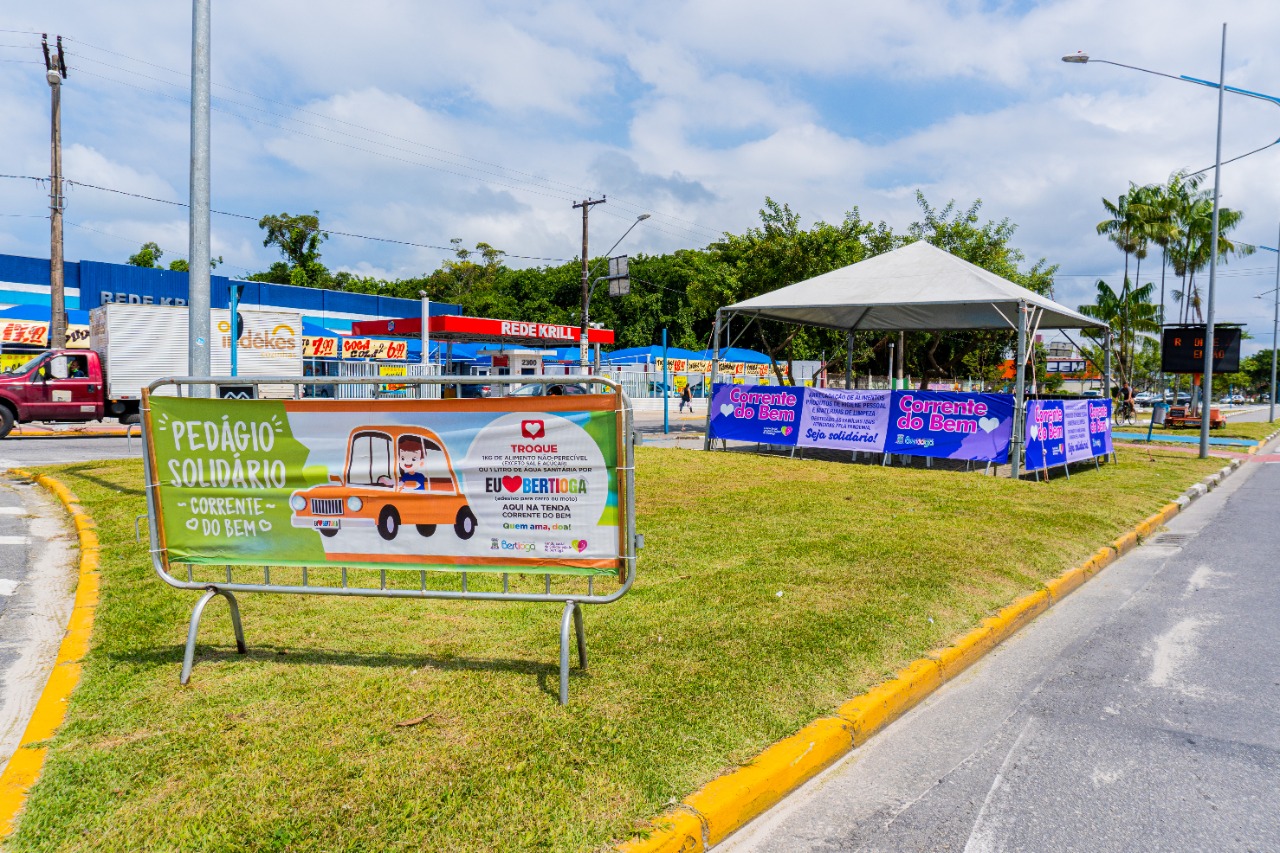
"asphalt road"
722,444,1280,853
0,478,75,768
0,436,141,468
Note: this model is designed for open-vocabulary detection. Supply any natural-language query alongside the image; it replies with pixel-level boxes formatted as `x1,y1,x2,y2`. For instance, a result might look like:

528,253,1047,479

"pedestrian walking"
679,384,693,413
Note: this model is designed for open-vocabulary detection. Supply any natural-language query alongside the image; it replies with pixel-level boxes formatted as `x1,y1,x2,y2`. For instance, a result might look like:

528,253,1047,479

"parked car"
443,381,490,399
1134,392,1155,405
508,382,591,397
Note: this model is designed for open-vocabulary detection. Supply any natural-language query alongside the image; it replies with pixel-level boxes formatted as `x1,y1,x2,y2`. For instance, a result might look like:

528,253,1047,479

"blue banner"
709,384,1014,463
708,383,803,445
1024,398,1112,472
887,390,1014,463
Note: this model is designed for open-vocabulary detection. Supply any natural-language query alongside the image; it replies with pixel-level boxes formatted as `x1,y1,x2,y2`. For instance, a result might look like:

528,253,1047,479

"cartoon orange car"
289,425,477,541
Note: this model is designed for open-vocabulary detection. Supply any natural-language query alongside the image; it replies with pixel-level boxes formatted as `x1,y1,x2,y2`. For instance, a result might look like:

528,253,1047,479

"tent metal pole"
703,308,723,450
1104,329,1113,400
1011,300,1027,479
845,331,853,390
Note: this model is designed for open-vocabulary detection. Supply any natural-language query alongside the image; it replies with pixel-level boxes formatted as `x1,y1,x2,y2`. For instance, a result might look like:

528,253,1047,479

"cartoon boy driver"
398,436,429,490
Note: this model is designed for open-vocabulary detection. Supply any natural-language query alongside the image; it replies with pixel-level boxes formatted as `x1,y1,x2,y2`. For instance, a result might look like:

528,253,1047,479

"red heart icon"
521,420,545,439
503,476,523,492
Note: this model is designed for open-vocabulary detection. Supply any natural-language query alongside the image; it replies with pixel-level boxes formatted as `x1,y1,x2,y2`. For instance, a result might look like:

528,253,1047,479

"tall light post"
1064,23,1228,459
189,0,212,393
1252,232,1280,422
578,213,649,372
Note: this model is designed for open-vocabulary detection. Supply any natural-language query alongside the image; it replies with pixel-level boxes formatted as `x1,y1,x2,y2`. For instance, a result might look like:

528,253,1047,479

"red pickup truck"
0,350,113,437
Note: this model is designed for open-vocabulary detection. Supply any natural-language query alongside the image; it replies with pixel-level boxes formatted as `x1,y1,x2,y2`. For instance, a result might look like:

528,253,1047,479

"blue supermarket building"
0,252,459,335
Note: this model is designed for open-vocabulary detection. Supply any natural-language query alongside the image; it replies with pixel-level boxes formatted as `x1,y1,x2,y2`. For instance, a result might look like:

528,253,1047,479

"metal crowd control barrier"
139,375,638,705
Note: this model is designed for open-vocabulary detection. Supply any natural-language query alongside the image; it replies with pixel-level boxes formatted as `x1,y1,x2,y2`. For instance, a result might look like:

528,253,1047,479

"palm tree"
1164,181,1253,323
1132,173,1197,330
1078,278,1161,389
1097,188,1143,285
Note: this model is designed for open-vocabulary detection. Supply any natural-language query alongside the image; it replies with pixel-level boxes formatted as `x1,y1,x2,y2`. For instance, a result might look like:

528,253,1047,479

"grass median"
12,446,1223,852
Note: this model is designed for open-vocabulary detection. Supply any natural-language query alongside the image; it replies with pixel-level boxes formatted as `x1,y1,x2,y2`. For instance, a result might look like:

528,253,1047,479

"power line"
64,37,727,244
2,172,571,263
68,43,604,204
63,220,257,278
71,65,588,207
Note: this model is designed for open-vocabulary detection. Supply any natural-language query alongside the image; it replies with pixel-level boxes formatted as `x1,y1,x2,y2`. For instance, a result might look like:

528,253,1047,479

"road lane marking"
0,508,25,516
963,716,1037,853
1148,616,1213,695
1184,564,1230,598
0,580,17,596
0,537,27,546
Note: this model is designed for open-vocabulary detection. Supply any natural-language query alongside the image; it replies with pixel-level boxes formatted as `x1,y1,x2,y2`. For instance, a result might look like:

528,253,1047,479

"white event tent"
705,241,1110,477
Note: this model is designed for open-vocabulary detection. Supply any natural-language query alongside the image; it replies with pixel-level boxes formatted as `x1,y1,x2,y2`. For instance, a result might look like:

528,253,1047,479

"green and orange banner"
146,395,623,575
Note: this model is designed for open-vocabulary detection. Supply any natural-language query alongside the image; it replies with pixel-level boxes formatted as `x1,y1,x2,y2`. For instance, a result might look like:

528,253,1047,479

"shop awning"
351,314,616,346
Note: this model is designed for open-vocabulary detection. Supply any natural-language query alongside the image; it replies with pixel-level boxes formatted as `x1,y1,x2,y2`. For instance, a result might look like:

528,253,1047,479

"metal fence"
140,374,638,704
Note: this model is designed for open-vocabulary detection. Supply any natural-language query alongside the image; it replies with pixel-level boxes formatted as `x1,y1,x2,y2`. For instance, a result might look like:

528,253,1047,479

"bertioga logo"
217,320,299,351
484,476,588,494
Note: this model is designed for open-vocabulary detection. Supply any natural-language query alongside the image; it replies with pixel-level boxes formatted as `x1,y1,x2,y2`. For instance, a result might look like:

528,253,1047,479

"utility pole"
574,196,606,373
42,35,67,349
189,0,212,392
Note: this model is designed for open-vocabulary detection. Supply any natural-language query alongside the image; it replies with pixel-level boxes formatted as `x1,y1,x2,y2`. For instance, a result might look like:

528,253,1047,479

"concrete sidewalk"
7,422,132,439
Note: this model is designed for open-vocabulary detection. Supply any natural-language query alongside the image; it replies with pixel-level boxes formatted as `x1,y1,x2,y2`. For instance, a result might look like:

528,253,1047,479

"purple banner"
709,384,802,445
709,385,1013,463
1025,398,1112,472
888,391,1013,463
798,389,892,450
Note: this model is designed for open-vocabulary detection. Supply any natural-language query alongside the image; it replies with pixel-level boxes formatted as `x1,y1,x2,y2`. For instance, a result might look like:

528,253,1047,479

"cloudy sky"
3,0,1280,352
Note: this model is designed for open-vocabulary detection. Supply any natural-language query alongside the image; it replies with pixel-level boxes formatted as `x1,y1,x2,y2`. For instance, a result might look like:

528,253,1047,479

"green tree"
126,242,164,268
1097,188,1143,285
127,242,222,272
905,193,1057,386
1239,350,1276,393
258,211,329,286
166,256,222,272
695,197,885,382
1078,278,1160,388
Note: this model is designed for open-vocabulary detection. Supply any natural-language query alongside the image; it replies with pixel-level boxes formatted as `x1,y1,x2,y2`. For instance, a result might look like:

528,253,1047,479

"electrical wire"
60,179,572,263
63,220,258,278
65,37,727,244
3,172,571,263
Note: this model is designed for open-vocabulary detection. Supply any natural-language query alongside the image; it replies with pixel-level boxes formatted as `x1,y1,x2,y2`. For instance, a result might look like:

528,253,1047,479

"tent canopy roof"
726,241,1104,332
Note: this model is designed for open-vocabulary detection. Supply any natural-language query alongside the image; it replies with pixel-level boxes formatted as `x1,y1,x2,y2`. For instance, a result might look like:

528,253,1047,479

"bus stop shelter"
708,241,1109,476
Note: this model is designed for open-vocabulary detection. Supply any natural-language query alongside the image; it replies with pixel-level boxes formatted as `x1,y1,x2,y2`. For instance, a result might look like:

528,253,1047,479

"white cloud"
2,0,1279,353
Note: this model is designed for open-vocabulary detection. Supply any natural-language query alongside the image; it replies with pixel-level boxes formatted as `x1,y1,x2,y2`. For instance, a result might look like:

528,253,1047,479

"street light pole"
1272,227,1279,422
1063,24,1230,458
1198,23,1227,459
1258,234,1280,423
577,212,649,372
188,0,212,394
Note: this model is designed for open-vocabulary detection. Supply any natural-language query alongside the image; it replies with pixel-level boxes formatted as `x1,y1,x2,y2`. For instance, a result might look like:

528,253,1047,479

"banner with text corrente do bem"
1023,398,1113,472
709,384,1014,463
146,395,623,575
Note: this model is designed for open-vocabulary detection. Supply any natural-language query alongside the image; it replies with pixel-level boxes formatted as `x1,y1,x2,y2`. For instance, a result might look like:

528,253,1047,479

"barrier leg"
573,602,587,670
181,587,248,686
559,599,581,706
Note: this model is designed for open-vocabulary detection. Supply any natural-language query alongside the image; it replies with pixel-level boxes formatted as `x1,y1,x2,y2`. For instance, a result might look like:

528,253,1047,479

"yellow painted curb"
0,470,101,838
615,498,1190,853
685,717,853,847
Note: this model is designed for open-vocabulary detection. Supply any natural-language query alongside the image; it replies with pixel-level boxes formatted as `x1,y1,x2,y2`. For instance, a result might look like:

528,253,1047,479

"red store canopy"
351,314,615,346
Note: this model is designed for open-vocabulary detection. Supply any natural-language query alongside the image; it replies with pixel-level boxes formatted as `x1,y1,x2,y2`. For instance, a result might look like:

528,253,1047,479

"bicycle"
1113,399,1136,427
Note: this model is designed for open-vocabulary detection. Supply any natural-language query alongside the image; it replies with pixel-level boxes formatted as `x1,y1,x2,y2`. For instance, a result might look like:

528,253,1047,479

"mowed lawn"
12,446,1224,852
